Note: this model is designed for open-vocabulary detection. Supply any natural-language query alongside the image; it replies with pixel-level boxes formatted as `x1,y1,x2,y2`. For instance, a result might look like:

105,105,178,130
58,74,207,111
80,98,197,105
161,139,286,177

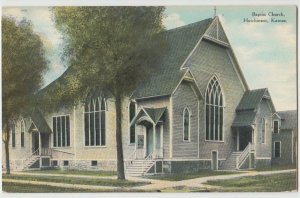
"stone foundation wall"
255,158,271,168
50,159,117,171
163,160,211,174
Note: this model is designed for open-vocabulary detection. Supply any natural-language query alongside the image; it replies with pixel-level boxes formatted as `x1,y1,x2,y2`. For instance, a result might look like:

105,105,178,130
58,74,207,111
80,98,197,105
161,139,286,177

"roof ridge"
165,18,213,32
277,110,297,113
247,88,267,92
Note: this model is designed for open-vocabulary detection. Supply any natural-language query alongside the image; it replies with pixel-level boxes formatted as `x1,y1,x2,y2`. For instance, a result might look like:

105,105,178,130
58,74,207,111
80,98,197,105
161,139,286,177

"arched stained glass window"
183,108,190,141
205,76,224,141
84,96,106,146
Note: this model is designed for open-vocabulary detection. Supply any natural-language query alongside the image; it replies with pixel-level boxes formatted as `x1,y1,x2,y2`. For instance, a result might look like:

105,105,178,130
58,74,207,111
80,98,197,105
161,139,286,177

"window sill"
52,147,72,149
204,140,224,143
83,146,107,148
128,143,135,146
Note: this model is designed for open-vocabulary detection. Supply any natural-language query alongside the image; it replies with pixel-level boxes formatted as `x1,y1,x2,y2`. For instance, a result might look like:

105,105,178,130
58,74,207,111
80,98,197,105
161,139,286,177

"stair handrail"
41,148,52,156
24,148,39,163
126,149,137,167
237,142,251,168
51,148,75,155
143,152,155,175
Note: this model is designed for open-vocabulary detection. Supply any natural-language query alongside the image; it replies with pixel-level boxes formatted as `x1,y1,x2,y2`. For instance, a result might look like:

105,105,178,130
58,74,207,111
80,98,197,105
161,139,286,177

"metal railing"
126,149,137,168
41,148,52,156
236,142,252,169
51,148,75,155
23,148,40,169
143,152,155,175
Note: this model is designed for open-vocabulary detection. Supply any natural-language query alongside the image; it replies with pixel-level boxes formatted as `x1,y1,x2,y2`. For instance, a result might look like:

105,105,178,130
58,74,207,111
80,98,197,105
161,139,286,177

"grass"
144,170,239,181
25,169,116,177
205,172,297,192
256,164,297,171
2,182,147,193
3,174,148,187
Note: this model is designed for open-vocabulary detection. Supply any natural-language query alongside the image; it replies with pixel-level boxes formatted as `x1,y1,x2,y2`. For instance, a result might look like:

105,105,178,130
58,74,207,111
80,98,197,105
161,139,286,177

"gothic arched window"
11,121,16,147
129,101,136,144
205,76,224,141
20,119,25,147
84,96,106,146
183,107,190,141
261,118,266,143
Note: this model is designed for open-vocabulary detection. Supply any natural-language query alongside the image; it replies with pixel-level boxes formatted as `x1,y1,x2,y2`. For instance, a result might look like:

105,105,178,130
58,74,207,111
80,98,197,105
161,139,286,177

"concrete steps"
219,152,242,170
126,160,155,176
23,155,40,170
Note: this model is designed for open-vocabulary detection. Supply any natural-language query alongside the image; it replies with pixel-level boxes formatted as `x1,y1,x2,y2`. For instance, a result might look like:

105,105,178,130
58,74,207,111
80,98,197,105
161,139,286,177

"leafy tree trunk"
115,93,125,180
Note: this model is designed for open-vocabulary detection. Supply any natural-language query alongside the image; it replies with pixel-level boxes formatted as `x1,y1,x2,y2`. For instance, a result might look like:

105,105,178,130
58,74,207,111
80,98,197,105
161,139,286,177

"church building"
3,16,297,176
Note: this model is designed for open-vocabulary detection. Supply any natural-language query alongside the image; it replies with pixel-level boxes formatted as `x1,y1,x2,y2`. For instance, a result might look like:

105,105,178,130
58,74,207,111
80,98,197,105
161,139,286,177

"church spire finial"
214,6,217,17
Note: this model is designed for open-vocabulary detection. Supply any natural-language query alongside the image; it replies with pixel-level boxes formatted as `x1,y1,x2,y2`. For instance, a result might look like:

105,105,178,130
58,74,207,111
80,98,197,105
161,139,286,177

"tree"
52,7,166,179
2,16,48,174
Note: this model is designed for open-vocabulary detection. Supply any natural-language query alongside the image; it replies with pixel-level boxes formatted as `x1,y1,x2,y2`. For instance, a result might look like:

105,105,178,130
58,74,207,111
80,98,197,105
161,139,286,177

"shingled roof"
278,110,297,130
132,18,213,99
233,88,276,128
232,111,256,127
236,88,270,112
29,110,52,134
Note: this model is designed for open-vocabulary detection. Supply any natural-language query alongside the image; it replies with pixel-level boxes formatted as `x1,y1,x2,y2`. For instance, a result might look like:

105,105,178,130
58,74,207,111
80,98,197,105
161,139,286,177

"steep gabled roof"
132,18,213,99
236,88,273,112
144,107,166,124
29,110,52,134
278,110,297,130
130,107,167,125
232,110,256,127
233,88,276,128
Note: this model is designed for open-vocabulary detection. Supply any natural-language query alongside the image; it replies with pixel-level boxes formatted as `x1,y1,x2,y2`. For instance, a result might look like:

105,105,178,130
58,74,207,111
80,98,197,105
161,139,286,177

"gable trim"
180,17,216,70
130,107,155,126
259,89,276,113
171,69,203,100
134,94,170,101
203,35,229,47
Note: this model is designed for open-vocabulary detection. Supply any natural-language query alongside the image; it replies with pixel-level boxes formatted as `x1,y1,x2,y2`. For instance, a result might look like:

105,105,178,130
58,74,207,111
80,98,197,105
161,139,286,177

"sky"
2,6,297,111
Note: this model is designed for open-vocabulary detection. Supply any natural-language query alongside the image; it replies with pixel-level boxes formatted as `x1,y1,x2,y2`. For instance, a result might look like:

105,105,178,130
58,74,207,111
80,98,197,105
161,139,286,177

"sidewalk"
10,171,116,180
131,169,297,190
4,169,297,191
2,178,120,191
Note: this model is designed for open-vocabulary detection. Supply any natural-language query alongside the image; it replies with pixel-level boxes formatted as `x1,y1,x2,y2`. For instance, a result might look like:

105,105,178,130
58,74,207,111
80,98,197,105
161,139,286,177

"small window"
261,118,266,143
21,120,25,147
52,160,58,166
273,120,279,134
11,122,16,148
63,160,69,166
129,101,136,144
91,160,98,166
183,108,190,141
274,141,281,158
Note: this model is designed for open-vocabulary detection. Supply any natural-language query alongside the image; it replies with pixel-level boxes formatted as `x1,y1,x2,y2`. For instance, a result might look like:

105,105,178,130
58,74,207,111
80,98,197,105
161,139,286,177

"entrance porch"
126,107,166,176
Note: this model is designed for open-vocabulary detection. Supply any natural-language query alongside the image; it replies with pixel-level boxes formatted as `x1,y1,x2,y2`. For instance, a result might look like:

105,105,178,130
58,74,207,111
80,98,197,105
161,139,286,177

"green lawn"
145,170,239,181
2,182,147,193
205,172,297,192
256,164,297,171
25,169,116,177
3,174,148,187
